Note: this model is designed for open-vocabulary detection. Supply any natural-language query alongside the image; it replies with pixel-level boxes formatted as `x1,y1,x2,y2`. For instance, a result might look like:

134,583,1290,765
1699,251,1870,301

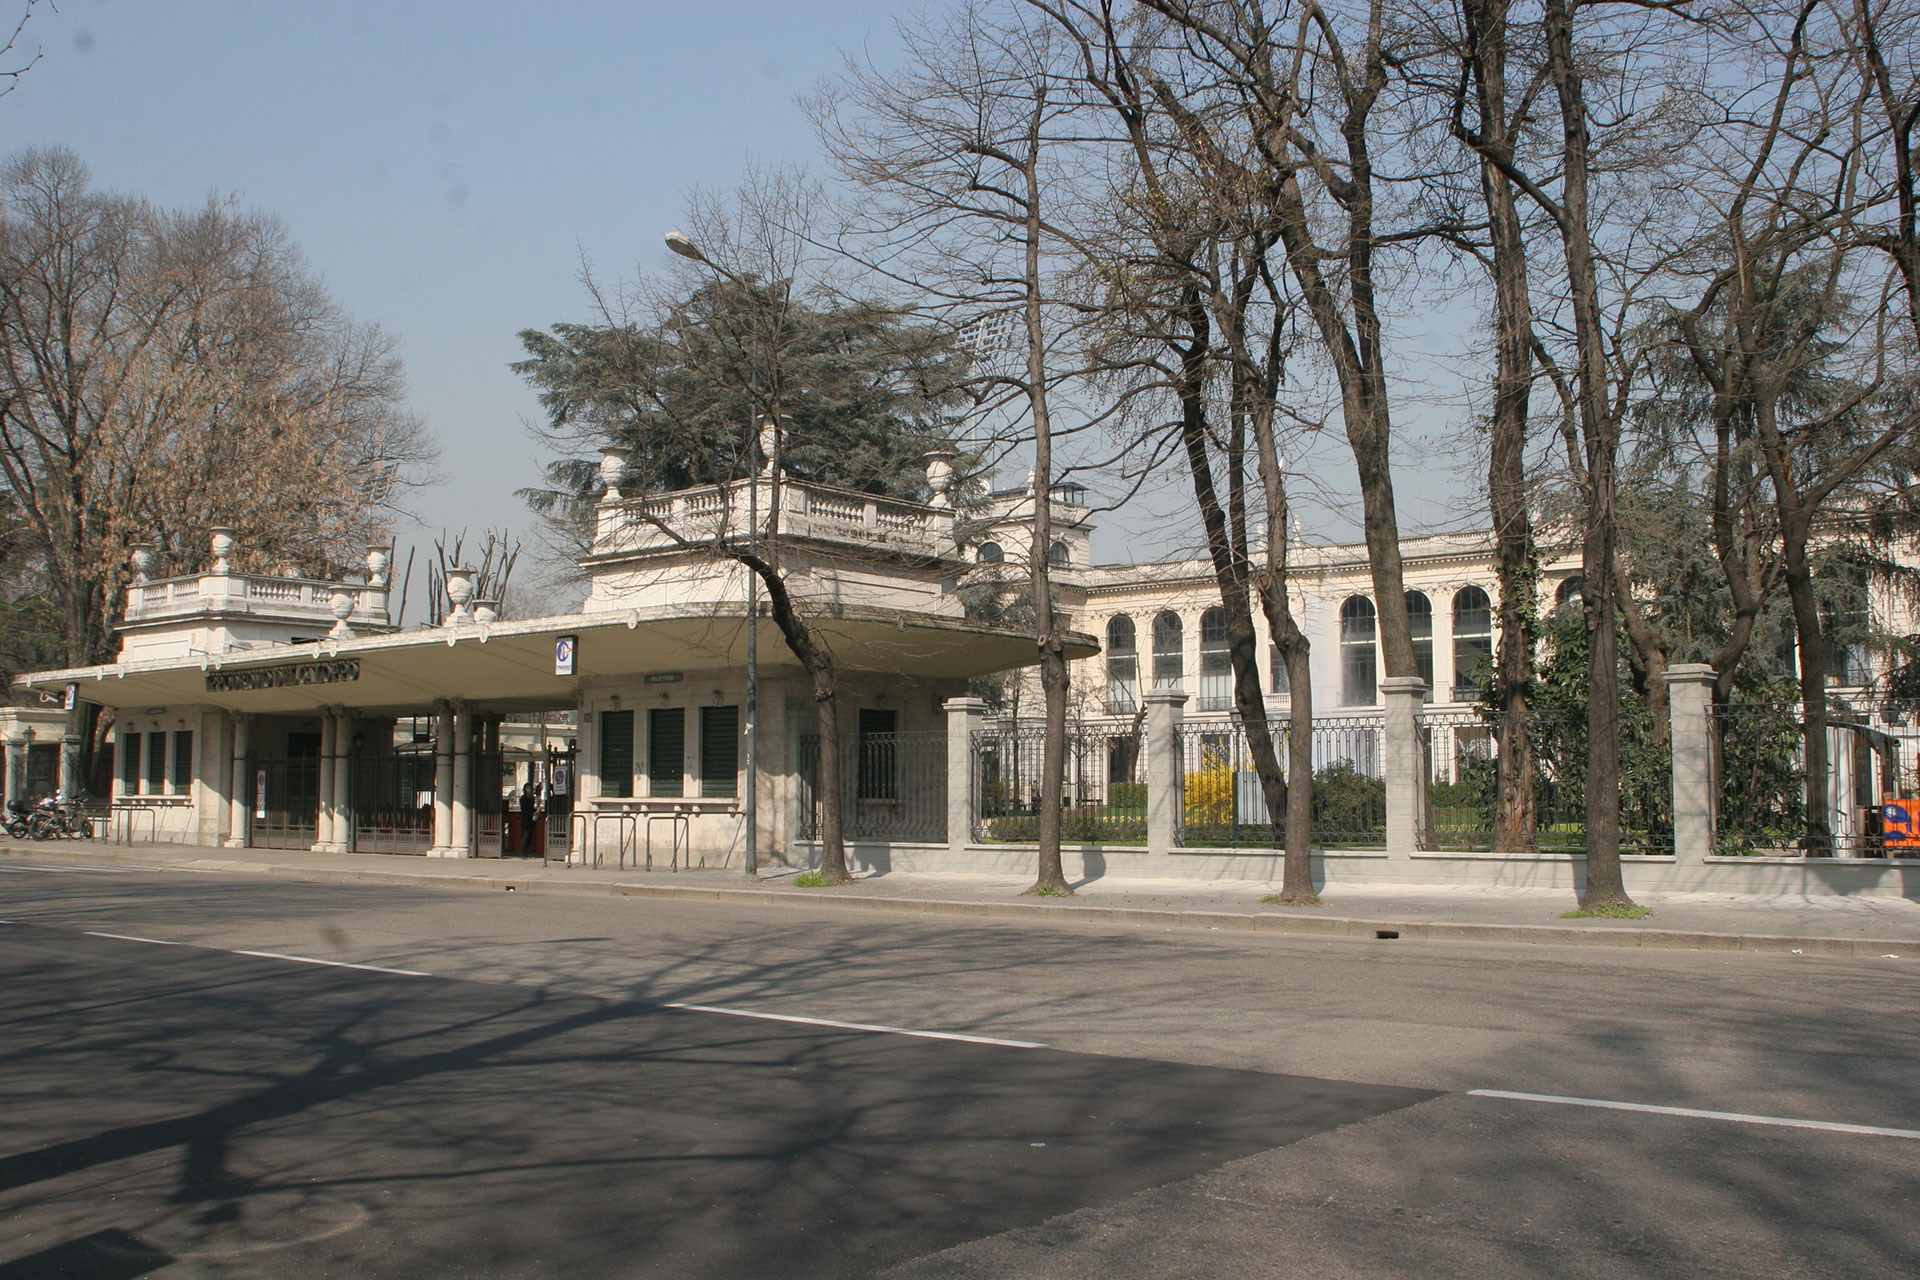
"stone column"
944,697,989,854
2,729,27,814
58,732,81,803
1381,676,1428,862
311,709,336,852
225,713,251,848
1665,663,1716,865
450,702,474,858
330,708,354,853
428,702,454,856
1144,688,1188,857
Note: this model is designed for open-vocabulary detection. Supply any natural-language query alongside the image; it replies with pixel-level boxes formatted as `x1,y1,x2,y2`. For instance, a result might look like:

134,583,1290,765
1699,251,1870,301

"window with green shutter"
600,709,634,798
121,733,141,793
170,731,194,793
700,705,739,798
145,733,166,793
648,708,685,797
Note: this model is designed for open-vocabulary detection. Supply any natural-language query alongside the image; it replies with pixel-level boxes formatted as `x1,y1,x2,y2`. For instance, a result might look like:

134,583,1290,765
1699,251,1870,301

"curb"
4,845,1914,958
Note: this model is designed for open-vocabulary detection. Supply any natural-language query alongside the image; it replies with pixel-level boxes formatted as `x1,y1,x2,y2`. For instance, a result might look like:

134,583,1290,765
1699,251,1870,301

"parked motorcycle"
25,795,91,841
1,798,29,840
26,796,61,840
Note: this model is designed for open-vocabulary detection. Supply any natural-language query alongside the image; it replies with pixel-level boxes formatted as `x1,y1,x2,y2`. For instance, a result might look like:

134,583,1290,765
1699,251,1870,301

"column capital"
1143,688,1189,708
942,696,991,715
1662,663,1717,686
1379,676,1429,696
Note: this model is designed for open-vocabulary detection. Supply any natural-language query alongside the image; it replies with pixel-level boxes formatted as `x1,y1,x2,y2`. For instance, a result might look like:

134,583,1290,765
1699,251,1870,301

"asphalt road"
1,859,1916,1278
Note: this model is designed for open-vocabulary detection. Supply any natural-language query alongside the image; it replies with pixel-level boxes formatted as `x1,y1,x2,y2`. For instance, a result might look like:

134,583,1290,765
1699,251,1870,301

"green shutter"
600,710,634,798
648,708,684,797
700,706,739,798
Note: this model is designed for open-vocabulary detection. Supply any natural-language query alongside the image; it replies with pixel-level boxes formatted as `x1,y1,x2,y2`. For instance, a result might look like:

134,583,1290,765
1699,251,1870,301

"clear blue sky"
4,0,1471,591
3,0,912,586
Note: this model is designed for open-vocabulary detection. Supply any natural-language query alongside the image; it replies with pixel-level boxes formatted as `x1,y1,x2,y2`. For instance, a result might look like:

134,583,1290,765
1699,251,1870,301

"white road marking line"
1,863,132,875
80,930,427,976
1469,1089,1920,1140
665,1001,1046,1049
231,950,429,977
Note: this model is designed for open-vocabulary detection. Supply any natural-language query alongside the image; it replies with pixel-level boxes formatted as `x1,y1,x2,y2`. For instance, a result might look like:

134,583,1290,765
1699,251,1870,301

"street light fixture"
665,231,759,879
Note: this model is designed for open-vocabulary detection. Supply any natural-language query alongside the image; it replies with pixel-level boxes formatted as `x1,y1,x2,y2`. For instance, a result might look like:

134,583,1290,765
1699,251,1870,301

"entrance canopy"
15,603,1098,716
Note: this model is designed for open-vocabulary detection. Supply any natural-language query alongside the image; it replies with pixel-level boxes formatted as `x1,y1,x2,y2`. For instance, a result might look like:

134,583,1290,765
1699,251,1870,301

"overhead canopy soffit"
14,604,1098,715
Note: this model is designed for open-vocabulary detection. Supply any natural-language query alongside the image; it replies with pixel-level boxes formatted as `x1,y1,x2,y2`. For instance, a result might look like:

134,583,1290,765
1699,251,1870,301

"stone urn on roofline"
444,565,477,624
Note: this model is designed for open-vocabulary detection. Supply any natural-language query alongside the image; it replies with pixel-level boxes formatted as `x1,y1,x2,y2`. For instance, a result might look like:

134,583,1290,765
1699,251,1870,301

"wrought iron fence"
1714,698,1920,856
797,731,947,843
971,722,1148,844
1170,715,1387,848
1422,706,1672,852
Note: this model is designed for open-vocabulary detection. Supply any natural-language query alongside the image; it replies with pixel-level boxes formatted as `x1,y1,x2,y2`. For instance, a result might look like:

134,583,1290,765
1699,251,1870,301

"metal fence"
1423,707,1673,853
1171,715,1387,848
971,722,1148,844
1714,698,1920,856
797,731,947,843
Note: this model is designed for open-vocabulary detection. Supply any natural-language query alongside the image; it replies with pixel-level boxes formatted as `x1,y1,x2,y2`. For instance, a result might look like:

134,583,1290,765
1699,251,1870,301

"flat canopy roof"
15,603,1099,717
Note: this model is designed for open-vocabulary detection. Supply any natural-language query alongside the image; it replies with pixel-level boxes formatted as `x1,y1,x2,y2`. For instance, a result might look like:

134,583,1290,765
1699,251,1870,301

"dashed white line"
0,863,132,874
83,931,185,946
230,950,430,977
665,1001,1046,1049
1469,1089,1920,1140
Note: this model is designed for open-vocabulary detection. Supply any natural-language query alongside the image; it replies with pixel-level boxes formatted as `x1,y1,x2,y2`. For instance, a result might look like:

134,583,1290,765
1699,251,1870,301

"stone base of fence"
790,838,1920,898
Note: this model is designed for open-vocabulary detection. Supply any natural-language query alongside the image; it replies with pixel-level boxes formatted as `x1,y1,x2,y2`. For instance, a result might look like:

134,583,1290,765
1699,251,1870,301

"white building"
10,454,1094,864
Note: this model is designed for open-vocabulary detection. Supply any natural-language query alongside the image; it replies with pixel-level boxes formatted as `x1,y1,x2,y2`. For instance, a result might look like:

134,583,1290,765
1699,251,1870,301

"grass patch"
1032,883,1068,897
1259,893,1325,907
1559,902,1653,919
791,871,830,888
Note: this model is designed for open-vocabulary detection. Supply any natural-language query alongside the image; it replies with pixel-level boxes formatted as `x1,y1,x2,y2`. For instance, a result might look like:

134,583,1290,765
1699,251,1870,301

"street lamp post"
666,231,759,878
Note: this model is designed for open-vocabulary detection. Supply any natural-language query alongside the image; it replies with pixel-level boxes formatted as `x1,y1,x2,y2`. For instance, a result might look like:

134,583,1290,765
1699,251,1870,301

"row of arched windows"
1339,588,1496,705
975,540,1072,566
1105,587,1506,711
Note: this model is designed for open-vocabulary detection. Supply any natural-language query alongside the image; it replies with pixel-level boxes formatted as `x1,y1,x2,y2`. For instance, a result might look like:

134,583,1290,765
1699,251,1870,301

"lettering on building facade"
205,660,361,693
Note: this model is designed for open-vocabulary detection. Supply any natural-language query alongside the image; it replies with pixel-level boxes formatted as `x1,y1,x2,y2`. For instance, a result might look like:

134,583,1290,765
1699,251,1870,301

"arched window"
1340,596,1377,706
1106,615,1138,713
1199,607,1231,710
1407,591,1434,698
1152,611,1184,689
1555,576,1584,610
1047,539,1070,567
975,541,1004,565
1452,586,1493,701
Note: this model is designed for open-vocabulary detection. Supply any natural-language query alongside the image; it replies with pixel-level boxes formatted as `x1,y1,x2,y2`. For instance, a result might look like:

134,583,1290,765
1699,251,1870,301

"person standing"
518,780,539,855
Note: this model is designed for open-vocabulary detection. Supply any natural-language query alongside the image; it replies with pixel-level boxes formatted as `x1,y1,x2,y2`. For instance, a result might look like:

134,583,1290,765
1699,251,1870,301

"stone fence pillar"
1381,677,1428,862
944,697,989,855
1665,663,1716,864
1145,689,1188,857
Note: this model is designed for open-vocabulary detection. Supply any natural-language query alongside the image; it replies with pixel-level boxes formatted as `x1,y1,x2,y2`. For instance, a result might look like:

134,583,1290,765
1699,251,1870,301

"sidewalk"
6,840,1917,958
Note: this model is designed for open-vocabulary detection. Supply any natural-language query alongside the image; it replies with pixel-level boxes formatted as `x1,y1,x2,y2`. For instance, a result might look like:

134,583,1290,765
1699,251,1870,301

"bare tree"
1447,0,1542,850
0,147,432,671
814,4,1105,895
